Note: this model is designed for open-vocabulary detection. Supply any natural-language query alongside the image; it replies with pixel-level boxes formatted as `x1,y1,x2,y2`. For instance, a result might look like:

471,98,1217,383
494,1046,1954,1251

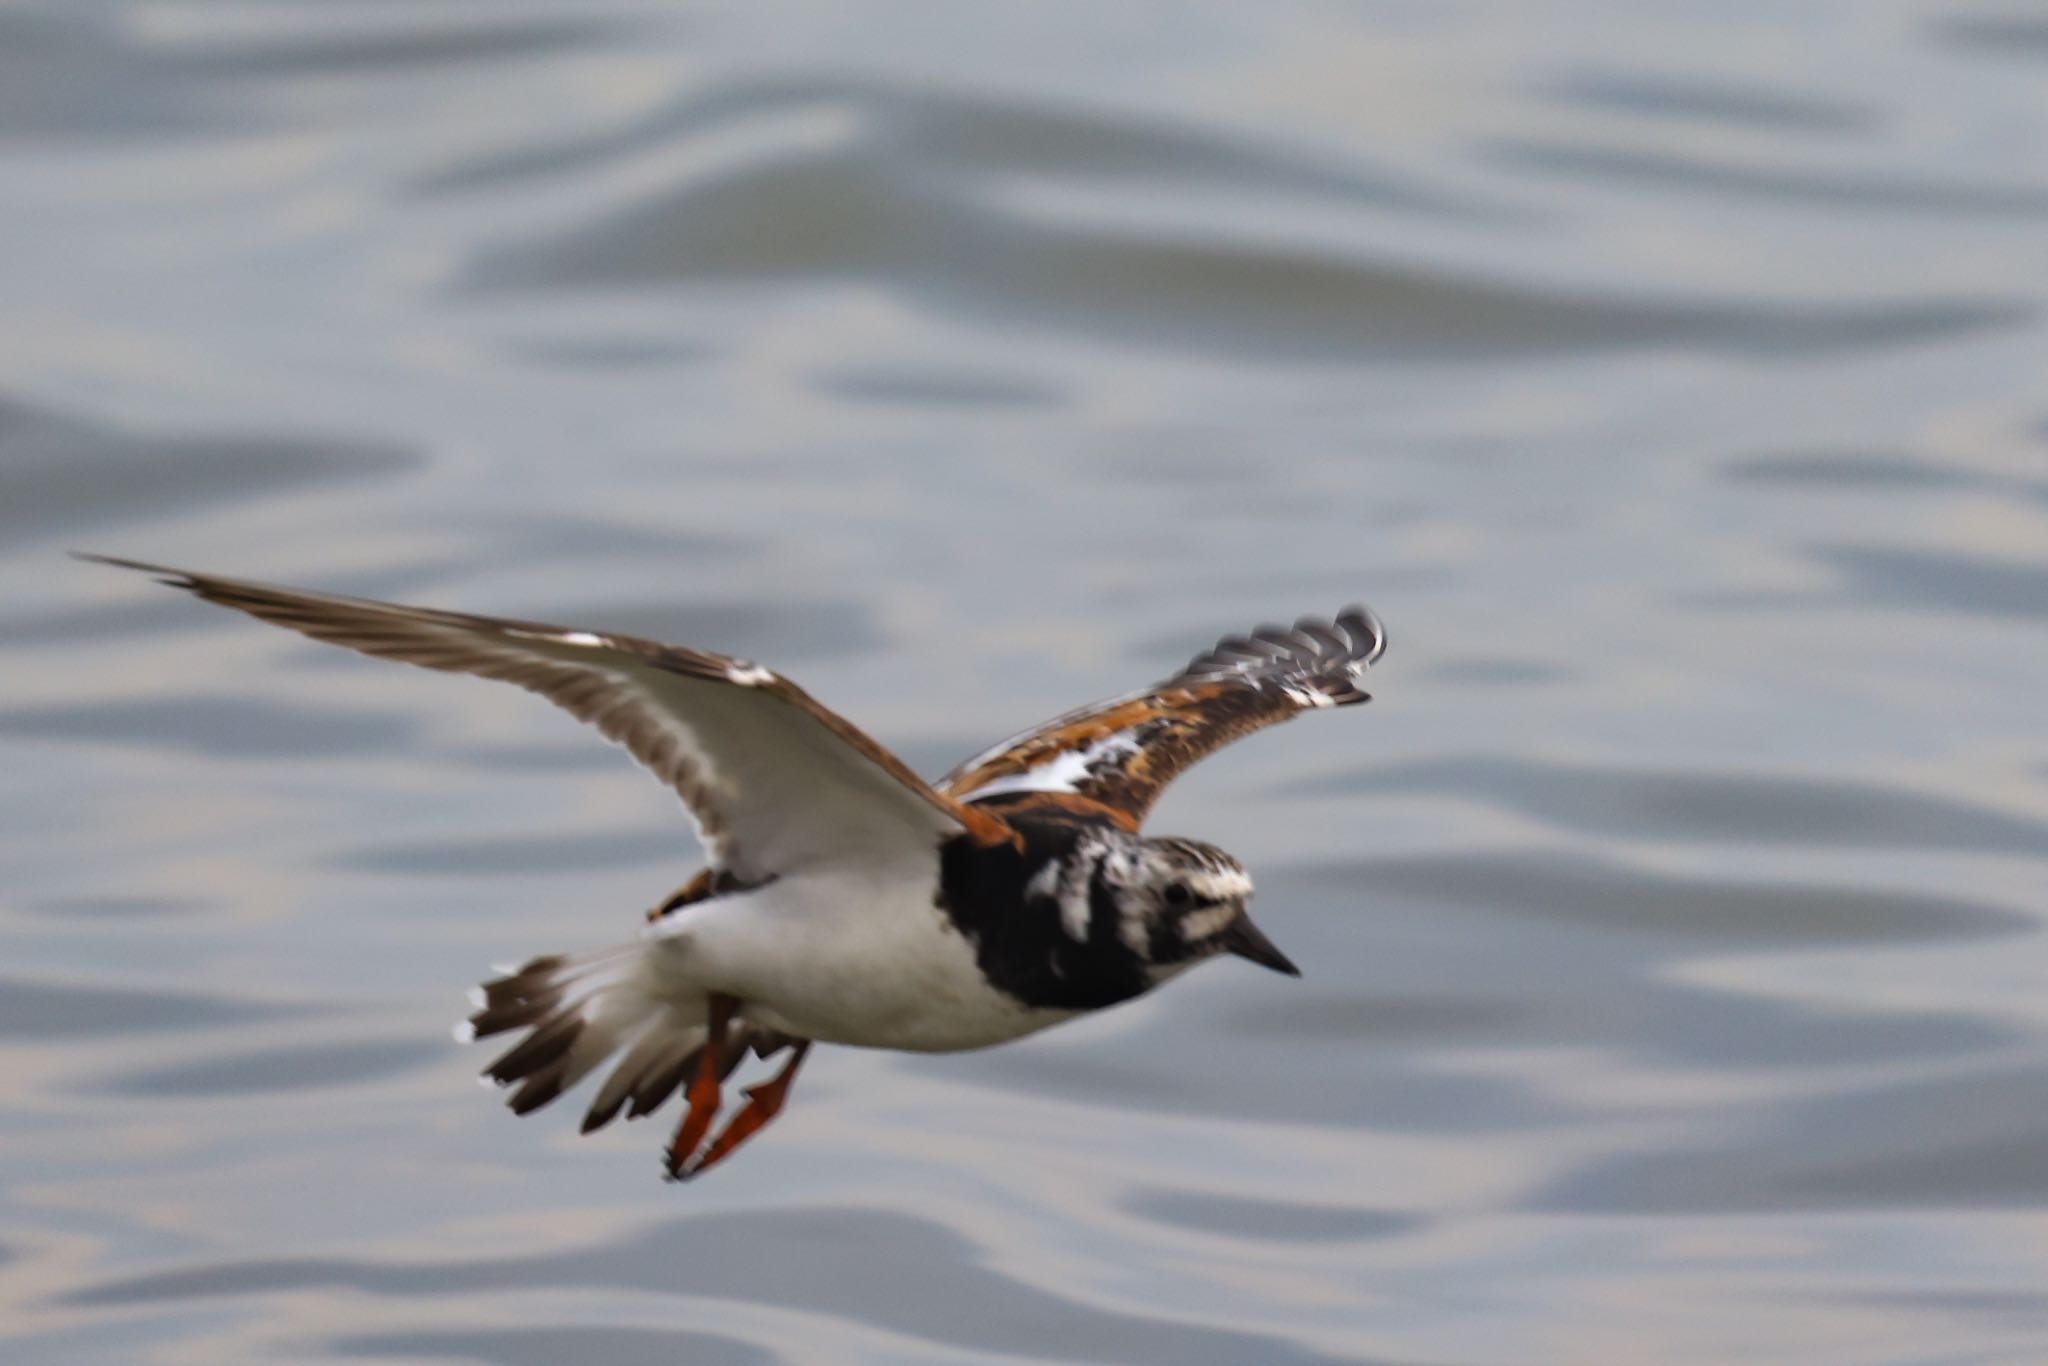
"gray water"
5,2,2048,1362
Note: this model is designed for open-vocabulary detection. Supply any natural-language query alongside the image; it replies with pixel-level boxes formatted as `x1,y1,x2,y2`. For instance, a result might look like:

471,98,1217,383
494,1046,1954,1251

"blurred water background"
5,2,2048,1362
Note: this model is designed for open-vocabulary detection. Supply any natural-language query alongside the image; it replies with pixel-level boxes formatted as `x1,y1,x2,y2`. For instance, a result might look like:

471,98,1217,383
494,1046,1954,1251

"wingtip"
71,550,135,569
1336,603,1388,666
72,551,191,586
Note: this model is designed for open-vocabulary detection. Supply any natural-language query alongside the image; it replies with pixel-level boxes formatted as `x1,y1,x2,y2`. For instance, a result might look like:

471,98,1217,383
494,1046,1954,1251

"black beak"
1221,914,1301,977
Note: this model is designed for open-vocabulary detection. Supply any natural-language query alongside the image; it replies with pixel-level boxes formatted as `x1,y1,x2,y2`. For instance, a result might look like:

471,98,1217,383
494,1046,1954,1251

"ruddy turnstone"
80,554,1386,1179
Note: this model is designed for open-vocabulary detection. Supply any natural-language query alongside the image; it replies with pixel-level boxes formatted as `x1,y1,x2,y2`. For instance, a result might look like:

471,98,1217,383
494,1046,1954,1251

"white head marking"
1178,901,1238,942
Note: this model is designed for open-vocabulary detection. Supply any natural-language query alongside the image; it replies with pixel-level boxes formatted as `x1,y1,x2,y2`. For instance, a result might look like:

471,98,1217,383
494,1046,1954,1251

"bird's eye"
1162,882,1192,907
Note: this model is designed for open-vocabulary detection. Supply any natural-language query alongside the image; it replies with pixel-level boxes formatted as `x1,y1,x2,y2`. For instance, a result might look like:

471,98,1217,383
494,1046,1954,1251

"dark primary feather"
1174,605,1386,687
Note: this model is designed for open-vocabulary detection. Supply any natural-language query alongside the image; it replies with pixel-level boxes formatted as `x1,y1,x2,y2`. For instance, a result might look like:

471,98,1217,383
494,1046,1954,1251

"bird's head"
1099,835,1298,982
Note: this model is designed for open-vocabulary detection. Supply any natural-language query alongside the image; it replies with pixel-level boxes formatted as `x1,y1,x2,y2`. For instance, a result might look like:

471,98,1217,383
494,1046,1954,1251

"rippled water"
5,3,2048,1362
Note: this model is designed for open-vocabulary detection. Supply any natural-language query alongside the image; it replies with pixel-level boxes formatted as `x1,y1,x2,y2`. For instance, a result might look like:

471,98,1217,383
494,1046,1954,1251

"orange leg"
675,1040,812,1180
663,992,736,1179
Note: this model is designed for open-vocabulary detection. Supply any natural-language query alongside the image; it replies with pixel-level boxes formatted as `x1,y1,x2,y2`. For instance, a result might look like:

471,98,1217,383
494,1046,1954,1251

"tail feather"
464,943,708,1133
460,942,803,1136
626,1046,699,1120
485,1009,582,1086
581,1017,680,1133
465,948,632,1040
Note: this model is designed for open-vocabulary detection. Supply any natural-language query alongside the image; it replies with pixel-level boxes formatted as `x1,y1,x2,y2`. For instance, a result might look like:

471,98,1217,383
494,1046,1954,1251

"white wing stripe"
954,727,1143,803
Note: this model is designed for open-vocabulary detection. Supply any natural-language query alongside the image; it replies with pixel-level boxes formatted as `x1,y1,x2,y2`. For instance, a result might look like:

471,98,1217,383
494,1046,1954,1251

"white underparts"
663,866,1072,1051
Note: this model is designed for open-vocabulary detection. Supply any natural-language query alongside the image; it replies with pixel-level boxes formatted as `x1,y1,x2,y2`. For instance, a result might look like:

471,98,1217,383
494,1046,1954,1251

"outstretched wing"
82,555,1010,879
939,606,1386,828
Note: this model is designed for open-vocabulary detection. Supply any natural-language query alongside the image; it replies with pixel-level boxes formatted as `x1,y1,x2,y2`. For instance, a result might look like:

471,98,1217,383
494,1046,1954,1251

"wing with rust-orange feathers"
938,606,1386,828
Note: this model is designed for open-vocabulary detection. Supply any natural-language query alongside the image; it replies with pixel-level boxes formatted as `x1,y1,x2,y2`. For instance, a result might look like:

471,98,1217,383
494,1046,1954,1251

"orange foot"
663,992,735,1179
672,1040,812,1180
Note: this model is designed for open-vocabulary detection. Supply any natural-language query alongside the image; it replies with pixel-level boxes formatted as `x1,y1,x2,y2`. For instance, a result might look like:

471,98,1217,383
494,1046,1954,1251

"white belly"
650,862,1076,1052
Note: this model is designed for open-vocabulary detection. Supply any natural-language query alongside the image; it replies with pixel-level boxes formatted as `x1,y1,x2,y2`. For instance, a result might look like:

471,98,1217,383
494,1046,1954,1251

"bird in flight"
80,554,1386,1180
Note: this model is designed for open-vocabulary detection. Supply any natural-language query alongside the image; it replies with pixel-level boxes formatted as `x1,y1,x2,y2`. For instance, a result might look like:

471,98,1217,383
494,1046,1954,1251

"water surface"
4,3,2047,1362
